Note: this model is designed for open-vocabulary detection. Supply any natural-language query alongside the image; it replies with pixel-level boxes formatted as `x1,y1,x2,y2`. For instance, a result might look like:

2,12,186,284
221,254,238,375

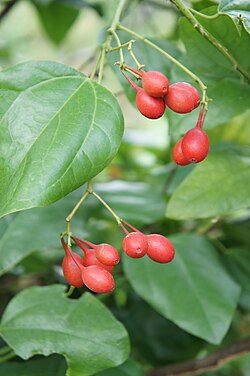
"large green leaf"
0,355,66,376
0,61,124,219
218,0,250,34
114,294,203,365
0,285,130,376
123,234,240,344
33,1,79,44
166,148,250,220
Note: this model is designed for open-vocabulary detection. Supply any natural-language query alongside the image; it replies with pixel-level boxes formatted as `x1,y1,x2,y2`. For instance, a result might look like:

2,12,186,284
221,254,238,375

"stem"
108,40,134,53
97,0,127,83
90,51,102,80
65,285,75,297
121,70,140,92
92,191,122,224
170,0,250,83
66,190,90,223
119,223,129,235
118,24,208,105
72,236,93,252
128,42,145,70
124,65,143,77
0,351,16,363
122,220,140,233
196,104,207,129
109,29,125,66
146,336,250,376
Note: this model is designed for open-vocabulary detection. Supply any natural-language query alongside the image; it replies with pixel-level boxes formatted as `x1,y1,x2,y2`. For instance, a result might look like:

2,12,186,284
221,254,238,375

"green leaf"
0,285,130,376
0,355,66,376
96,358,144,376
223,247,250,311
0,61,124,219
33,1,79,44
114,294,203,365
123,234,240,344
95,180,166,224
166,148,250,220
218,0,250,34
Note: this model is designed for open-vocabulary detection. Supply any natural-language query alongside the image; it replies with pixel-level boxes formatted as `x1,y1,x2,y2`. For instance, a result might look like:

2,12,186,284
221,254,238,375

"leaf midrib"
1,76,88,211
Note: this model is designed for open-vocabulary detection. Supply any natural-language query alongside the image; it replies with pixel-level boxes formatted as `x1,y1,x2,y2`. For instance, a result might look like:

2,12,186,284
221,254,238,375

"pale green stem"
92,191,122,224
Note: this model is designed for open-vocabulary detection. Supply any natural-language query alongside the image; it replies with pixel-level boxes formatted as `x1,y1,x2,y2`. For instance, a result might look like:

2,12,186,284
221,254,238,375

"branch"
146,337,250,376
169,0,250,83
0,0,18,21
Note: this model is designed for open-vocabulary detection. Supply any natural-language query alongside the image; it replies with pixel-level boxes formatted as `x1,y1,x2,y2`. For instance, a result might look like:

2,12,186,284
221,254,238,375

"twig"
146,337,250,376
169,0,250,83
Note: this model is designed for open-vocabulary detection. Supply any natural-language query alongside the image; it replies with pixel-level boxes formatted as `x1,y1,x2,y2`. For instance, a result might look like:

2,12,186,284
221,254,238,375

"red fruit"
81,265,115,294
62,253,83,288
146,234,175,263
125,67,169,98
73,237,119,267
165,82,200,114
94,243,120,266
83,249,114,273
122,231,148,258
142,71,169,97
182,128,209,163
122,71,165,119
136,89,165,119
61,238,83,287
173,138,190,166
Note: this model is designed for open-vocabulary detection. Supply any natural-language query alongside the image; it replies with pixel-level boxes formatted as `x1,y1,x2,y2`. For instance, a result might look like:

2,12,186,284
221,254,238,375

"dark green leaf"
223,247,250,311
167,148,250,220
0,355,66,376
123,234,240,344
0,61,124,218
114,294,204,365
96,358,144,376
33,1,79,44
0,285,130,376
218,0,250,34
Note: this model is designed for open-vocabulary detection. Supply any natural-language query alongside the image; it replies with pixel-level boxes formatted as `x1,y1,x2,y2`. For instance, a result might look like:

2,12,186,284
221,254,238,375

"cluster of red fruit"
123,66,200,119
61,222,175,294
122,66,210,166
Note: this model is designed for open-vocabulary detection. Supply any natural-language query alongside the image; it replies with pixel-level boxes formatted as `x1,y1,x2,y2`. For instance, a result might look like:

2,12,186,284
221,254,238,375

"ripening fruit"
62,252,84,288
182,128,210,163
94,243,120,266
81,265,115,293
136,89,165,119
165,82,200,114
141,71,169,97
146,234,175,263
122,231,148,258
173,138,190,166
83,249,114,273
